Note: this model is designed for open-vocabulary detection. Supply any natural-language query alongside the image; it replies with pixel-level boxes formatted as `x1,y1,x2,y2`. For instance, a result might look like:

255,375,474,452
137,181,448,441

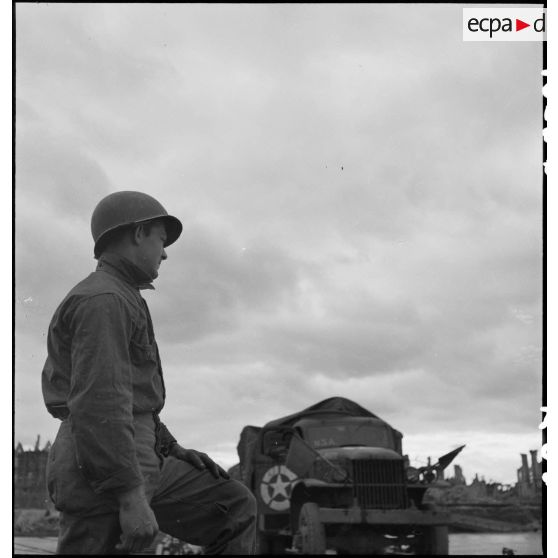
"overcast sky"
15,3,544,486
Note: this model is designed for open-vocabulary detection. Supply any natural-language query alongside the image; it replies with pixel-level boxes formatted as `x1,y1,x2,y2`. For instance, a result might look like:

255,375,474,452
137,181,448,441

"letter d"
534,13,545,33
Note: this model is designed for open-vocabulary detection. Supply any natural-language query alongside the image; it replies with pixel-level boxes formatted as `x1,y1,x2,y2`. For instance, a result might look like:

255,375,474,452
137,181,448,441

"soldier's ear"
132,224,146,245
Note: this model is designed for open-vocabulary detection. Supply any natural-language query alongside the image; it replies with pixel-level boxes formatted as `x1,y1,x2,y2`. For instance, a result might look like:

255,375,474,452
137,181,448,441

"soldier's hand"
115,486,159,553
169,444,230,479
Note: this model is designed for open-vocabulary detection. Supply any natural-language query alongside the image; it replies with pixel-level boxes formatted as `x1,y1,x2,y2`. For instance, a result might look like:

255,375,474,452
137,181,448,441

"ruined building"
14,436,52,509
451,464,466,485
516,449,542,499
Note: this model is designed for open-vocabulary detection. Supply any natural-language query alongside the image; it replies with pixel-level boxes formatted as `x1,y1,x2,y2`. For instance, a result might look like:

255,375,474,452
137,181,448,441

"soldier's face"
137,221,168,279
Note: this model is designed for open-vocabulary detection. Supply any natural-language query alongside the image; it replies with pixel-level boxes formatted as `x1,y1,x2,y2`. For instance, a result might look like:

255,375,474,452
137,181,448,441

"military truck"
232,397,462,555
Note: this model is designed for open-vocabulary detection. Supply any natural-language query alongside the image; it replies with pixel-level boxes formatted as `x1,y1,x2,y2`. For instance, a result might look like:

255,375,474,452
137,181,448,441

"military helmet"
91,191,183,258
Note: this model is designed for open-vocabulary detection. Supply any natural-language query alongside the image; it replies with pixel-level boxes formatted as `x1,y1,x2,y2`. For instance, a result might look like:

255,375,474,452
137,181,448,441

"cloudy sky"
15,3,544,486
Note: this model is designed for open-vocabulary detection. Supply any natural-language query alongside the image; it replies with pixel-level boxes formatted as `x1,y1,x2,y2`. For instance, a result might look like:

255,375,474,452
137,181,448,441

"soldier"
42,191,256,555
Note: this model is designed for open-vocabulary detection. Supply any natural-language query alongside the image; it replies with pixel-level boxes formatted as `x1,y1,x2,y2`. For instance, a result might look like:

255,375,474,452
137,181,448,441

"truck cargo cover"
264,396,380,428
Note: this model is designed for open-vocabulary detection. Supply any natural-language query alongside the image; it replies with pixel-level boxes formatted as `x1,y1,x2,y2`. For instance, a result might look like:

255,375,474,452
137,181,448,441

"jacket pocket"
47,423,120,515
130,340,157,365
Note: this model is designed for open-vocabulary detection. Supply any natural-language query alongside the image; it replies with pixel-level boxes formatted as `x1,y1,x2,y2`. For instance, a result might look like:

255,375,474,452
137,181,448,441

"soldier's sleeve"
68,293,144,495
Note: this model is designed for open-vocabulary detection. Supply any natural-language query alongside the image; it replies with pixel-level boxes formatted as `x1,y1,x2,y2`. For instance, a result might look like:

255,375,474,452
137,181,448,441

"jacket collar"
96,252,155,290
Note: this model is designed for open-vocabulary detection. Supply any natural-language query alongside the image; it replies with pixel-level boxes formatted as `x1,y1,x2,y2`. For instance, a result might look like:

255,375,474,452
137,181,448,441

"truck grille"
351,459,408,509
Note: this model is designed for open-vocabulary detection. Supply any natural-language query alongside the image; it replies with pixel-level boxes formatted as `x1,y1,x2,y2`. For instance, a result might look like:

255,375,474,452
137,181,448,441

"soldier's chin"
145,264,159,280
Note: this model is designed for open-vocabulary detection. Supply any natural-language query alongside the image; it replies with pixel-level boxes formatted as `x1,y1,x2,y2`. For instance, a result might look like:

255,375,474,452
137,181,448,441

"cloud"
14,4,543,485
148,224,303,343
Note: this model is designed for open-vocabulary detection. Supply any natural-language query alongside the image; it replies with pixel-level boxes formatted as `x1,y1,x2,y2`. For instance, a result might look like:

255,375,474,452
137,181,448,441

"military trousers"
55,455,256,555
48,421,256,555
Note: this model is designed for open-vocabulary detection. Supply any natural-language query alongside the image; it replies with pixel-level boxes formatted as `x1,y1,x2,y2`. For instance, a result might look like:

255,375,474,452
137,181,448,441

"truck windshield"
305,423,392,449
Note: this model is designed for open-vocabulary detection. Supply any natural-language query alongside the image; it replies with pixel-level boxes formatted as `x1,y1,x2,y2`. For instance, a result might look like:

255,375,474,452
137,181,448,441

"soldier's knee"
229,479,256,517
243,485,257,516
240,481,257,510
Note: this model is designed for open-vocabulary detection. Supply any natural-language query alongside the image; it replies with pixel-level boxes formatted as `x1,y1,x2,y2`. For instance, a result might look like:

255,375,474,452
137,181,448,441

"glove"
115,485,159,553
169,444,230,480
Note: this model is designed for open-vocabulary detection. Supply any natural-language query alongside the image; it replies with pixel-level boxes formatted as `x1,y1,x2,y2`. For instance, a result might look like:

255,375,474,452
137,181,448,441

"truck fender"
289,480,346,533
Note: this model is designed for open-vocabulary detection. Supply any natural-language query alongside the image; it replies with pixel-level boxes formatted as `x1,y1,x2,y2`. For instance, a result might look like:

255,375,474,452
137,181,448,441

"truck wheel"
299,502,326,554
422,525,449,555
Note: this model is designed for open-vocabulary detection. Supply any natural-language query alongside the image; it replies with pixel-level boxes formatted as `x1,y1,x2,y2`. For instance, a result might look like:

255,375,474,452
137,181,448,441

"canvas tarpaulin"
263,396,380,429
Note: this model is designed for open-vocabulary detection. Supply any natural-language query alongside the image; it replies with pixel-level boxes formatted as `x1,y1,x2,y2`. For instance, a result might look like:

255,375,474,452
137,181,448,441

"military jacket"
42,252,177,496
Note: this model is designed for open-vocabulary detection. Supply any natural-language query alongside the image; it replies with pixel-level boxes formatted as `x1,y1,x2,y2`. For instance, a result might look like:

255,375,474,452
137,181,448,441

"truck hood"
318,446,403,461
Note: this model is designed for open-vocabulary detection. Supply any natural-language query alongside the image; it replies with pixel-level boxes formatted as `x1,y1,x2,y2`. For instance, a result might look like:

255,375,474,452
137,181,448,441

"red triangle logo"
516,19,530,32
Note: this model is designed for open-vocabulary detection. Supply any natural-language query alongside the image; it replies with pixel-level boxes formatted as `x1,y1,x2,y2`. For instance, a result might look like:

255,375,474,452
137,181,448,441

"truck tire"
299,502,326,554
422,525,449,555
